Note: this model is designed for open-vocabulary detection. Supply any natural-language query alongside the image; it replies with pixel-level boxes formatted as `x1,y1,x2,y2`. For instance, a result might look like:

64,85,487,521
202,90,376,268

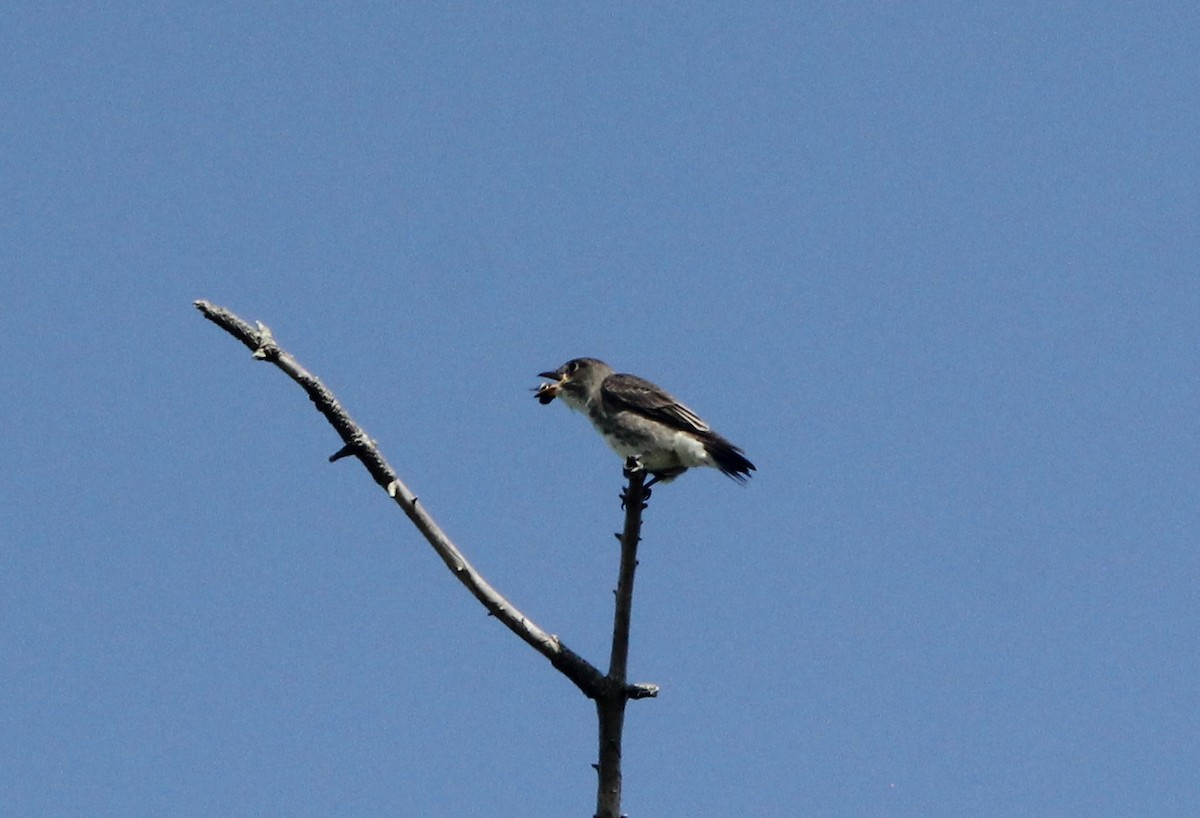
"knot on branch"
619,487,650,511
329,432,374,463
250,322,281,361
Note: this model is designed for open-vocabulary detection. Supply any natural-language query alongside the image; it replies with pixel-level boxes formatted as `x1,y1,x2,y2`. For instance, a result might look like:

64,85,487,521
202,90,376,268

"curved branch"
194,300,609,696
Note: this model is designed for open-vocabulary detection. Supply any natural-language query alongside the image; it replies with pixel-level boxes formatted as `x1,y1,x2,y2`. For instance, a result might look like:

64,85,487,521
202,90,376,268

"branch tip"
628,683,659,700
328,443,355,462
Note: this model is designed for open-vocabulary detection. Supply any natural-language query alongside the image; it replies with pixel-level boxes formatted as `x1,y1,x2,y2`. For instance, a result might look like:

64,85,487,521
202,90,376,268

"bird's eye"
567,361,578,374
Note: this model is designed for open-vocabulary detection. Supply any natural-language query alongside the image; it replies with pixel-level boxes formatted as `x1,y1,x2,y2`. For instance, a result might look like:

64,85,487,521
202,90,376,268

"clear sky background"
3,3,1198,816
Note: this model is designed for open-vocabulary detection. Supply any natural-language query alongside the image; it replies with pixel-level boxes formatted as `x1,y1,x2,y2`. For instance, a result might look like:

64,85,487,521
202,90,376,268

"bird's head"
535,358,611,406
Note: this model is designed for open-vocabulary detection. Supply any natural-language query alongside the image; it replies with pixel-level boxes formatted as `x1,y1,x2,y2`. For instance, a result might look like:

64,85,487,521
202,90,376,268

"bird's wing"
601,373,712,433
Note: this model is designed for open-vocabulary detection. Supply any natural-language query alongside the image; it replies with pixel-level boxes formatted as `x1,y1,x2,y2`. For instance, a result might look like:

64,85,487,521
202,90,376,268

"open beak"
535,369,563,404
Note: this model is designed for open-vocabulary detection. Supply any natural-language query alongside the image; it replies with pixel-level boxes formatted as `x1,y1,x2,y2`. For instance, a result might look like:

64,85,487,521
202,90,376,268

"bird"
535,357,755,486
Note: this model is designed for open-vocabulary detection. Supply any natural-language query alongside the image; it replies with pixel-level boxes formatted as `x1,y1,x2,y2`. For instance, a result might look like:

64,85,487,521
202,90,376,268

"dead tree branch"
195,300,657,818
593,463,652,818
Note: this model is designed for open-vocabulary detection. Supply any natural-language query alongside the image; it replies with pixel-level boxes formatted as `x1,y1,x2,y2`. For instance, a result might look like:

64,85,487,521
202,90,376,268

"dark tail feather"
704,434,756,483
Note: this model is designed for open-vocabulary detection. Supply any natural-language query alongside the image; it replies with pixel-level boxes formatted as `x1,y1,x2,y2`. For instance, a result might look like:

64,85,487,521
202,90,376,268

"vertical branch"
610,467,648,686
595,465,649,818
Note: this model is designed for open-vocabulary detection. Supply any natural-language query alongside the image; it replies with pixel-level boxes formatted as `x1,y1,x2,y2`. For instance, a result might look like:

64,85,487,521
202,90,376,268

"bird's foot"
620,457,653,509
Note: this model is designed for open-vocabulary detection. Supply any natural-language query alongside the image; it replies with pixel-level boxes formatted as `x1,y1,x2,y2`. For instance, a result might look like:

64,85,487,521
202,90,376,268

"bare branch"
194,300,610,696
594,463,650,818
611,463,650,684
197,300,665,818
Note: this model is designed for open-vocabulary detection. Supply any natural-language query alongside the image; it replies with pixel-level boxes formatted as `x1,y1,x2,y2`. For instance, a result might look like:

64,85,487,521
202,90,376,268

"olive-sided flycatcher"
536,358,755,485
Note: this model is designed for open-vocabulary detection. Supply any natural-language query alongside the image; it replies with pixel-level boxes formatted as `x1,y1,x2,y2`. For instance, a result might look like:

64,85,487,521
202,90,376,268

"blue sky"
3,3,1198,816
